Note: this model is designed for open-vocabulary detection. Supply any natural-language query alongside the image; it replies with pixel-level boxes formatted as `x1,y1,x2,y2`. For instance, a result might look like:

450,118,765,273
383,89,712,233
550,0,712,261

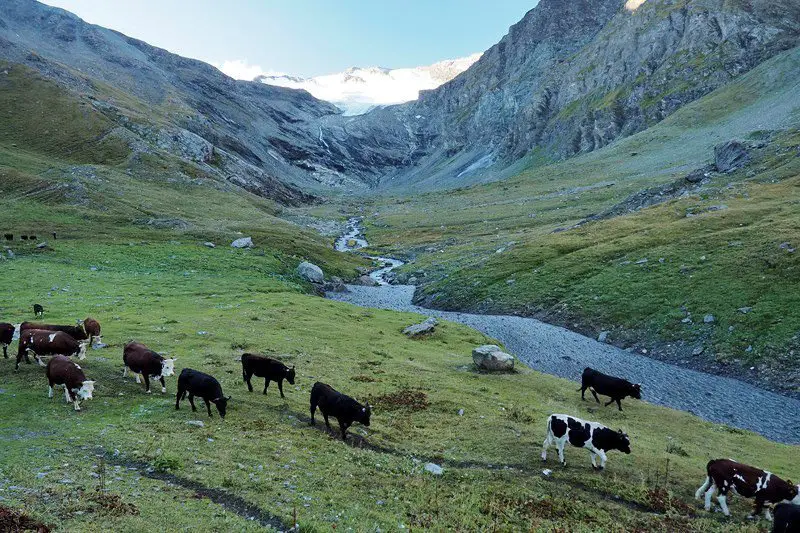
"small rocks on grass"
597,331,609,343
542,469,552,477
473,345,514,371
779,242,796,253
704,314,715,324
681,317,692,324
36,242,48,249
738,307,753,314
230,237,253,249
203,242,216,248
692,346,705,357
635,258,648,265
458,408,464,416
424,463,443,476
186,420,205,428
403,317,438,337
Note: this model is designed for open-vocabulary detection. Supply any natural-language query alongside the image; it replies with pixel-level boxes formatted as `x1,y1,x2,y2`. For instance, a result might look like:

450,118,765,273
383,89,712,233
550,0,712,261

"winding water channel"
328,218,800,444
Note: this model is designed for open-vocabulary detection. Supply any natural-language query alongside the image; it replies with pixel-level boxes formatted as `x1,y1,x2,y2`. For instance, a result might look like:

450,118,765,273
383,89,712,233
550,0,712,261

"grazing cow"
3,233,12,241
541,414,631,470
773,503,800,532
21,321,88,342
30,235,36,241
21,235,28,241
241,353,295,398
122,342,176,394
175,368,230,419
0,322,14,358
46,355,95,411
578,367,642,411
695,459,800,520
83,317,102,345
309,382,371,441
17,330,87,370
33,304,44,317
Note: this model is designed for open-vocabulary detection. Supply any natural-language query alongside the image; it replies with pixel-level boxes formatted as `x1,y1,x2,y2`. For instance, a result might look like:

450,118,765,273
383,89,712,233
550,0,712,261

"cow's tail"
695,476,711,500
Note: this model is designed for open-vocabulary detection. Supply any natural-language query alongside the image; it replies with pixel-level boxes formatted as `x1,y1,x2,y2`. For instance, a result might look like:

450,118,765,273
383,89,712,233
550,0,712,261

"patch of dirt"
367,388,429,412
0,504,50,533
87,492,140,517
645,488,694,515
351,375,379,382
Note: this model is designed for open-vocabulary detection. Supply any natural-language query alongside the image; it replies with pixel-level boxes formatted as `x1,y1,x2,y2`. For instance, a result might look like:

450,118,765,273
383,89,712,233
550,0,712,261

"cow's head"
630,383,642,400
286,365,296,385
77,380,95,400
213,395,231,419
788,482,800,504
359,403,372,427
161,357,177,377
615,430,631,454
77,341,88,360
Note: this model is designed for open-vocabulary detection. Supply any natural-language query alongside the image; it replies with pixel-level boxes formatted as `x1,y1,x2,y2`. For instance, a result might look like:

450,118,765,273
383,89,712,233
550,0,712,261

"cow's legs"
704,484,717,511
159,376,166,394
594,448,608,469
541,435,552,461
135,373,141,384
277,380,285,399
749,499,765,520
143,374,152,394
2,343,7,358
205,398,213,417
615,399,623,411
73,397,81,411
765,508,773,522
695,476,711,500
63,386,71,403
590,451,598,469
323,413,331,431
309,402,317,426
338,419,350,441
244,371,253,392
175,388,185,410
578,385,587,400
556,439,566,466
263,379,270,395
717,493,731,516
188,394,197,412
590,389,600,404
122,366,128,377
48,381,54,398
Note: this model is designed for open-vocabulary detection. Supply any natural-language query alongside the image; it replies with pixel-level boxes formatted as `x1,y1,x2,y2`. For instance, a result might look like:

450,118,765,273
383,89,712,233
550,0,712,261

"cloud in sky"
212,59,283,81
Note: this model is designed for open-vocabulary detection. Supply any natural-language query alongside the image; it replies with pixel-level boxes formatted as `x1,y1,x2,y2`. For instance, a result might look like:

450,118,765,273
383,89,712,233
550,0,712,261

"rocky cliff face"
1,0,798,196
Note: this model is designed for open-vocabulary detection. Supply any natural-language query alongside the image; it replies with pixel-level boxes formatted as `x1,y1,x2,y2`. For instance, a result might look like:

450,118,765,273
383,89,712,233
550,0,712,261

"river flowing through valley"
327,218,800,444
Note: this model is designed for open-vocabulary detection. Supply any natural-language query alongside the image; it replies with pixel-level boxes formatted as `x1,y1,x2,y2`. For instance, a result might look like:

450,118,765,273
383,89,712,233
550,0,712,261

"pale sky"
40,0,539,78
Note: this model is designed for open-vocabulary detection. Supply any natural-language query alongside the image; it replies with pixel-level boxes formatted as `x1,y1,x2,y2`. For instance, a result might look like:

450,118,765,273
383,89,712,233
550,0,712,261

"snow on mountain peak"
256,53,482,116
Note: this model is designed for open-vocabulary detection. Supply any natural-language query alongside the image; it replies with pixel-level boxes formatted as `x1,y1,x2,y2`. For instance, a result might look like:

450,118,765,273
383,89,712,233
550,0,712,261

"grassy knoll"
318,47,800,389
0,234,798,531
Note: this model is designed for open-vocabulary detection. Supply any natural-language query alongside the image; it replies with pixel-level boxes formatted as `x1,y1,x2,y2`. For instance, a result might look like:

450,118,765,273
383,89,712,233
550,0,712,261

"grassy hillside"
328,47,800,392
0,232,797,531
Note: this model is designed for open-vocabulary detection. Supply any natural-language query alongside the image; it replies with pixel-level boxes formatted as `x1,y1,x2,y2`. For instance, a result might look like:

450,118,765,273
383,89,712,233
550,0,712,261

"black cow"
33,304,44,317
175,368,230,419
0,322,14,358
541,414,631,470
309,382,371,441
578,367,642,411
3,234,12,241
696,459,800,520
241,353,295,398
773,503,800,533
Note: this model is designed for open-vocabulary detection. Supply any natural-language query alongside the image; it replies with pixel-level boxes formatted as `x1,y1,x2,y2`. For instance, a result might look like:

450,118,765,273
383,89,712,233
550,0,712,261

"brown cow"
696,459,800,520
83,317,102,345
46,355,95,411
16,330,87,370
0,322,14,358
122,342,176,394
20,321,88,342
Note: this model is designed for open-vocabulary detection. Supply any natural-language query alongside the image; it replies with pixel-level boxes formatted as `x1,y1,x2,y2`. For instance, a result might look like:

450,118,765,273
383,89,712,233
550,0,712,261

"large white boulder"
472,345,515,371
231,237,253,249
296,261,324,283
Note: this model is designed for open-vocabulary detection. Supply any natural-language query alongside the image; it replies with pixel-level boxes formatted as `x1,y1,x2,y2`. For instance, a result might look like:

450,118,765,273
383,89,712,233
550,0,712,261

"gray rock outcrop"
231,237,253,249
296,261,324,283
403,317,438,337
714,140,751,173
472,345,515,371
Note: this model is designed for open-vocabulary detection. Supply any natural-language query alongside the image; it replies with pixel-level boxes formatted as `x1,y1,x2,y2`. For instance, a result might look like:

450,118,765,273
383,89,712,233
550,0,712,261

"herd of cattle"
1,312,799,529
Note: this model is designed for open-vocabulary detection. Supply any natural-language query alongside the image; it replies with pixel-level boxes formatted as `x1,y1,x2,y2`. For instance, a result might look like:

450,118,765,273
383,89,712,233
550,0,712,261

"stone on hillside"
36,241,48,249
203,242,216,248
403,317,438,337
738,307,753,314
597,331,609,342
703,314,715,324
186,420,205,428
324,277,347,293
472,345,515,371
692,346,705,356
296,261,324,283
231,237,253,249
356,275,378,286
684,166,712,184
424,463,443,476
714,140,750,173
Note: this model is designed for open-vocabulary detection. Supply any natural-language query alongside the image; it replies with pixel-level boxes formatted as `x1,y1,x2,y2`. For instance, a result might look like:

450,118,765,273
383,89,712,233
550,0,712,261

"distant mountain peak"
258,53,482,116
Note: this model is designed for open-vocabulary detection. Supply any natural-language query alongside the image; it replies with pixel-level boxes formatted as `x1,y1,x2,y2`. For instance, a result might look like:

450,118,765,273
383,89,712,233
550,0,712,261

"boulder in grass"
296,261,324,283
231,237,253,249
472,345,514,371
403,317,438,337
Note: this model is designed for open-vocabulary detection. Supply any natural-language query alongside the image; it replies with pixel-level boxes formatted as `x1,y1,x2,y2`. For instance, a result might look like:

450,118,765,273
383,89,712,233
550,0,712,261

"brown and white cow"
46,355,95,411
122,342,176,394
16,330,87,370
541,414,631,470
0,322,14,358
83,317,102,346
696,459,800,520
20,321,88,342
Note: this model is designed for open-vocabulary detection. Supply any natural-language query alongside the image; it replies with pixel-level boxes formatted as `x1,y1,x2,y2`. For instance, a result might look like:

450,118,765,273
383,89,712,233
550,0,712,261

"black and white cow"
309,382,371,441
33,304,44,318
578,367,641,411
541,414,631,470
241,353,295,398
123,342,176,394
175,368,230,419
0,322,14,358
773,503,800,532
46,355,95,411
696,459,800,520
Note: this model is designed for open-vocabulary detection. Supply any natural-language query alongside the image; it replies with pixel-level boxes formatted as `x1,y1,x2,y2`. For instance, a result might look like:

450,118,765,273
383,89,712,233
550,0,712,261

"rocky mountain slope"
256,54,481,116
